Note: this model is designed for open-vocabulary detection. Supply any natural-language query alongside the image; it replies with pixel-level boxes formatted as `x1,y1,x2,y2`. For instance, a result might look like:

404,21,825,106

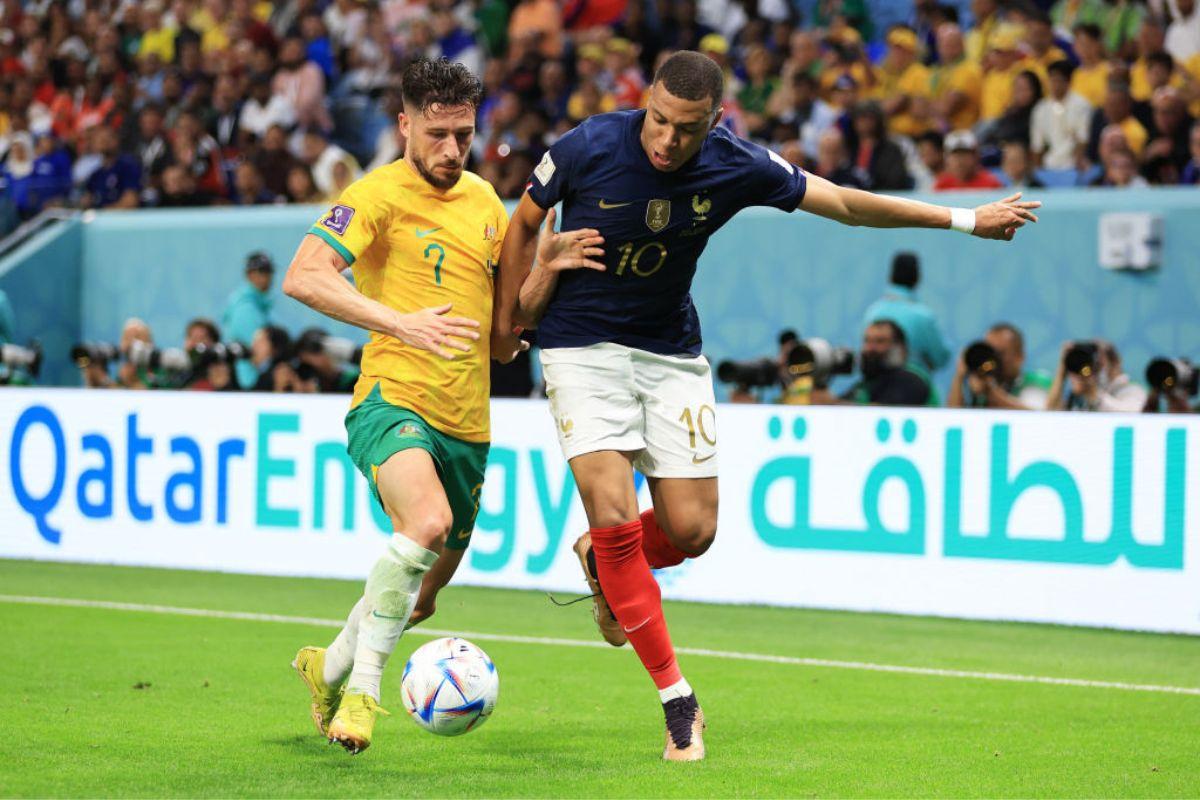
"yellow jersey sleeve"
308,179,392,266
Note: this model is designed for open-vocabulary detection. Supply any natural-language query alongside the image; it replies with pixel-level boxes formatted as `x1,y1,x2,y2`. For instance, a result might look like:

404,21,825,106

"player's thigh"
376,448,454,551
633,351,719,479
568,449,642,528
410,547,465,626
541,344,645,462
647,476,719,555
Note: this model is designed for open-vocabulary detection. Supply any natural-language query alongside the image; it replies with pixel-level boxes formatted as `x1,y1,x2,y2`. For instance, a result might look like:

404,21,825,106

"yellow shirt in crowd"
871,61,932,136
981,59,1048,121
1071,61,1111,108
931,59,983,130
308,160,509,443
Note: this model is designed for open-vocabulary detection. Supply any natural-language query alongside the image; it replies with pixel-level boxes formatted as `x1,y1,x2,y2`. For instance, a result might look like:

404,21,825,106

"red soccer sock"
640,508,690,569
589,520,682,690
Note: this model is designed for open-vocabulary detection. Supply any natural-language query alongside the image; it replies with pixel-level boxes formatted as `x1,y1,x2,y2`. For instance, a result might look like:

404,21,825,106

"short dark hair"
869,319,907,346
1073,22,1102,40
1047,59,1074,80
401,58,483,114
187,317,221,343
653,50,724,111
916,130,944,150
989,322,1025,354
890,252,919,288
1147,51,1175,71
260,324,292,361
246,250,274,272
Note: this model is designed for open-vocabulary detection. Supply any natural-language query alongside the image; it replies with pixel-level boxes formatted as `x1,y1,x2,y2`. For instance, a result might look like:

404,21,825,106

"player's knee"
675,520,717,556
583,491,640,530
401,508,453,550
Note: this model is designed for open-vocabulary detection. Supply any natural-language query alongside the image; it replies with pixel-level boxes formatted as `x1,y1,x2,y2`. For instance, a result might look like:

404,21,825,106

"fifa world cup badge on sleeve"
322,205,355,236
534,152,556,185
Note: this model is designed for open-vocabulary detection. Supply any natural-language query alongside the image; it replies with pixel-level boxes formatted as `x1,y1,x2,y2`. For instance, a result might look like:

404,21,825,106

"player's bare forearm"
283,235,400,337
516,263,562,328
502,193,549,329
799,171,1040,241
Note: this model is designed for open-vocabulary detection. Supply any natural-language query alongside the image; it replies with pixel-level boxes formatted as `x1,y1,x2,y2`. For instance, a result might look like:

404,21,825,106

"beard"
412,152,463,190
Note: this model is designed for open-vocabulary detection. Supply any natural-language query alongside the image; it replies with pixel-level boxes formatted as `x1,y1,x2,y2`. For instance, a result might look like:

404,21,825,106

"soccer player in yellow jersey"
281,58,600,755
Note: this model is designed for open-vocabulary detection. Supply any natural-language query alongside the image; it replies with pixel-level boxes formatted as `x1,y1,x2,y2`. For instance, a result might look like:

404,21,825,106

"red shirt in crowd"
933,169,1005,191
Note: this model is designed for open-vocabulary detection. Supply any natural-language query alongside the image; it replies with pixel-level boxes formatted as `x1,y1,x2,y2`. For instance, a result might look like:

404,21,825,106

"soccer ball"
401,637,499,736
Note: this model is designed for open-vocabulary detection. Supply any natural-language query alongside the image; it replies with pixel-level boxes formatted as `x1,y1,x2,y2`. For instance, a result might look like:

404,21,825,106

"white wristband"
949,207,976,234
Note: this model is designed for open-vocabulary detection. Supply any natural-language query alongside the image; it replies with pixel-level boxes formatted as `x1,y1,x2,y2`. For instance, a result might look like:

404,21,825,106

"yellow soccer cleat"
291,646,342,736
327,691,390,755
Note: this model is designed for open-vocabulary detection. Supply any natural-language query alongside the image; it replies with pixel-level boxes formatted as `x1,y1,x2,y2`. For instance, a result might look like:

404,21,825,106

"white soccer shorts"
540,342,719,478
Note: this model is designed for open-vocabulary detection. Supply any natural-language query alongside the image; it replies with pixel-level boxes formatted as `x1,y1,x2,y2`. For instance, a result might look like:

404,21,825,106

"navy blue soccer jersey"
526,109,806,356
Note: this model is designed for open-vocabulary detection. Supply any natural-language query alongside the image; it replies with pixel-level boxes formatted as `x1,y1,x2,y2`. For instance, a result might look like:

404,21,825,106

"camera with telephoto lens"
296,329,363,365
1145,357,1199,396
785,338,854,388
1064,341,1100,377
188,341,251,371
964,340,1001,377
716,330,798,388
70,340,192,372
715,357,780,387
0,341,42,384
70,341,119,368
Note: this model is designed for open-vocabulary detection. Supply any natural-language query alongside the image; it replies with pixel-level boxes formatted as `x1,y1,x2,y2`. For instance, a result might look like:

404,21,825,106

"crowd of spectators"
1,0,1198,235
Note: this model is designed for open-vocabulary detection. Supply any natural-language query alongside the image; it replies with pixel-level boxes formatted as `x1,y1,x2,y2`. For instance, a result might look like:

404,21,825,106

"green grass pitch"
1,558,1198,798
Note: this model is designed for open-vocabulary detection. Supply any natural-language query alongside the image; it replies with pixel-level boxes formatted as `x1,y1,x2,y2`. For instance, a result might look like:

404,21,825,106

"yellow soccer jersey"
308,159,508,443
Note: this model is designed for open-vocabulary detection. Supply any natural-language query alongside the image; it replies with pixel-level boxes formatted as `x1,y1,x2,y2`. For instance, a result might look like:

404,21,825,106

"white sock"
346,533,439,701
658,677,693,703
323,597,366,687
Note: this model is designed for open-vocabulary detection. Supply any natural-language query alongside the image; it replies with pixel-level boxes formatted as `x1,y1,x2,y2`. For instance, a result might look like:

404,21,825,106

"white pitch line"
2,594,1198,697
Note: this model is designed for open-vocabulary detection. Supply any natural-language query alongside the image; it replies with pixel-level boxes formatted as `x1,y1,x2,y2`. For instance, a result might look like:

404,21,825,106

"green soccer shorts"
345,384,490,549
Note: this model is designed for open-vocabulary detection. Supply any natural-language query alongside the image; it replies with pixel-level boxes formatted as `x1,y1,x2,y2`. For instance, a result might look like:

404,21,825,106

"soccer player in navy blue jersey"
494,50,1039,762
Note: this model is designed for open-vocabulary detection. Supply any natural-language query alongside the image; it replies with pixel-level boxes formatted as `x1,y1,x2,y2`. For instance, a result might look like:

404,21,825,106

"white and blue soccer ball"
400,637,499,736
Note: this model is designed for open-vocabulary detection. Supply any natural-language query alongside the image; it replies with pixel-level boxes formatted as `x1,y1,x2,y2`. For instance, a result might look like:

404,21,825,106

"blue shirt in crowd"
861,283,951,373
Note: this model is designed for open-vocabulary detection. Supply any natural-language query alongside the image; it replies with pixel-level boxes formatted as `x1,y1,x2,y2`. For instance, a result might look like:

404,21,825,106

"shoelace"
346,697,389,723
546,591,599,607
663,695,698,749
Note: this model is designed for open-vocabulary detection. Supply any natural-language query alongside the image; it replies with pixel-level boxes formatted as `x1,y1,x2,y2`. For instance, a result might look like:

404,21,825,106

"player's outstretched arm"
283,234,480,360
798,171,1041,241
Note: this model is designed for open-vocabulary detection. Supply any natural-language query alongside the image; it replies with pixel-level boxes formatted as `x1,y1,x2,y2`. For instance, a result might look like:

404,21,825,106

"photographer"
294,328,360,393
1046,340,1147,412
948,323,1050,410
183,318,221,352
111,318,160,389
718,330,802,404
839,320,934,407
249,325,297,393
1143,357,1198,413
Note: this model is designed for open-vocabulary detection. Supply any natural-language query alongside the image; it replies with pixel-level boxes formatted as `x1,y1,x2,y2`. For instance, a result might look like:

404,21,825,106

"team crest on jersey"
395,423,424,439
483,224,497,241
322,204,355,236
691,194,711,221
645,199,670,232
